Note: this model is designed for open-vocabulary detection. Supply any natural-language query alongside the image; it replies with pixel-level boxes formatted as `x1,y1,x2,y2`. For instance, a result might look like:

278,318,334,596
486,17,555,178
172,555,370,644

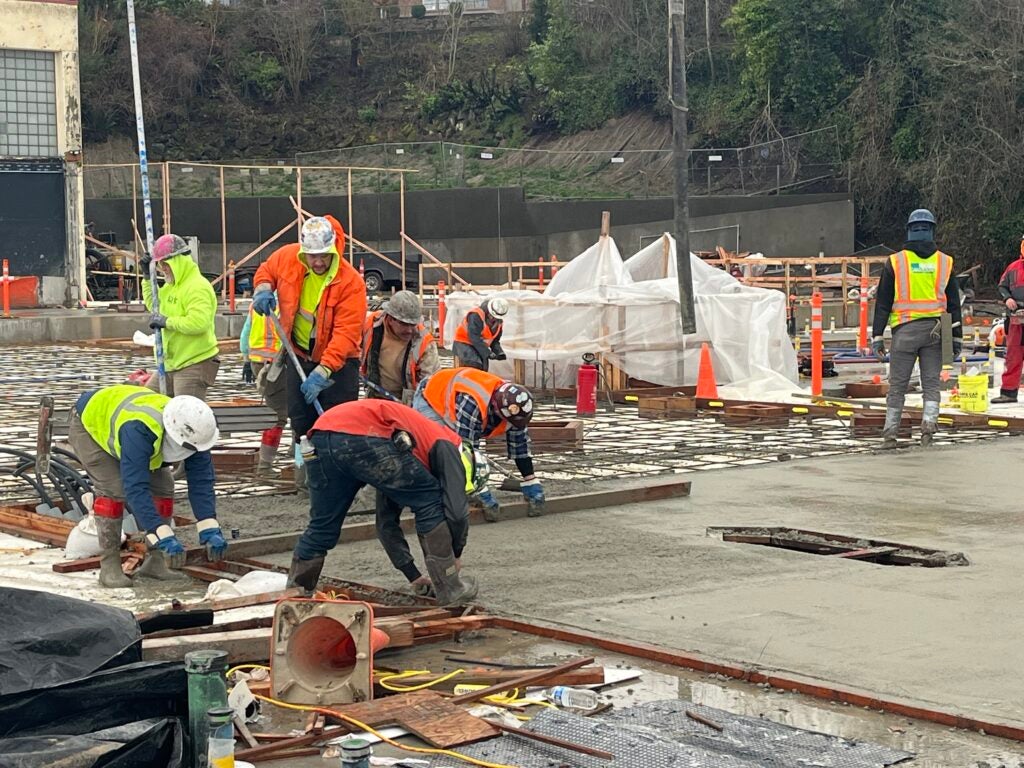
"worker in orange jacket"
452,298,508,371
360,290,439,404
252,215,367,491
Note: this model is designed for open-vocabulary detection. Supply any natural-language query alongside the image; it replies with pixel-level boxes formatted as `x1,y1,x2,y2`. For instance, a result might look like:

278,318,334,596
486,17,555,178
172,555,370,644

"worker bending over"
285,399,486,606
453,298,507,372
993,236,1024,403
412,367,543,520
871,209,961,447
240,296,288,476
252,216,367,492
142,234,220,400
68,385,226,588
361,290,439,403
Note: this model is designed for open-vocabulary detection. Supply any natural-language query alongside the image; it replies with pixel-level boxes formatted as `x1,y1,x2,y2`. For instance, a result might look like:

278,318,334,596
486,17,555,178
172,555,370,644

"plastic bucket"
957,374,989,413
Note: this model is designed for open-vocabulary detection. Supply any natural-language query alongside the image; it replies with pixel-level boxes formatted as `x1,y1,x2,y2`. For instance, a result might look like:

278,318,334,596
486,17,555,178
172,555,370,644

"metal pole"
347,169,354,263
219,166,227,300
669,0,696,334
267,312,324,416
399,171,407,290
126,0,166,393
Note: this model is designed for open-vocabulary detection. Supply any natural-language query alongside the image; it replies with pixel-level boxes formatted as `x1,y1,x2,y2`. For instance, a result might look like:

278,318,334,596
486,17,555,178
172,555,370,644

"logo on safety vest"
910,262,936,273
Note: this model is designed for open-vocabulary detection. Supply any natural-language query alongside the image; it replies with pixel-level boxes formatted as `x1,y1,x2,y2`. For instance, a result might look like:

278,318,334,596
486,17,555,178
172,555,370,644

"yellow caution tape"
708,401,724,407
837,410,853,417
624,395,638,402
792,407,809,414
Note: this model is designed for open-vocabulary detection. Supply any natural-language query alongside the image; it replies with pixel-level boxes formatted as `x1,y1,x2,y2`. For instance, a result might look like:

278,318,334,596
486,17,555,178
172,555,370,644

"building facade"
0,0,84,306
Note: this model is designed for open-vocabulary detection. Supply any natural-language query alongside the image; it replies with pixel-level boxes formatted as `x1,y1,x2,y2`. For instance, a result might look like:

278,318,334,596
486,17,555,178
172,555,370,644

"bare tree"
441,1,465,82
262,0,324,102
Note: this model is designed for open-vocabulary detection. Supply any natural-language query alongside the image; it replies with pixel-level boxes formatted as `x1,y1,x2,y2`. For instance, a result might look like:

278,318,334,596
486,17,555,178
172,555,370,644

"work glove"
1007,298,1019,312
476,489,501,523
521,477,545,516
252,289,277,316
242,361,255,384
490,352,507,361
870,337,886,360
300,365,333,404
149,312,168,330
150,529,186,569
139,254,152,278
953,338,963,358
199,526,228,562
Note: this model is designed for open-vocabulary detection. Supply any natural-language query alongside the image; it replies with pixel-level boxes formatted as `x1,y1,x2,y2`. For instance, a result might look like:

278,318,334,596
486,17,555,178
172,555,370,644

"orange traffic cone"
696,342,719,399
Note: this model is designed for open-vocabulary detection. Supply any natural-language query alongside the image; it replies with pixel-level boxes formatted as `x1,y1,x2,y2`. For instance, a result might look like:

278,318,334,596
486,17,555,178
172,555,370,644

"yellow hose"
378,668,466,692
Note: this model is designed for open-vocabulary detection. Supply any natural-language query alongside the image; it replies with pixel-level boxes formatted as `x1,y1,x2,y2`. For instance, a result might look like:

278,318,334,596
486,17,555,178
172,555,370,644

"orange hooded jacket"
253,215,367,372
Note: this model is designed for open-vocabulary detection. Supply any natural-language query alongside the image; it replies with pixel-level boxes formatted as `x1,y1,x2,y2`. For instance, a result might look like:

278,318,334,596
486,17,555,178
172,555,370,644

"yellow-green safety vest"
888,249,953,328
80,385,169,471
247,307,280,362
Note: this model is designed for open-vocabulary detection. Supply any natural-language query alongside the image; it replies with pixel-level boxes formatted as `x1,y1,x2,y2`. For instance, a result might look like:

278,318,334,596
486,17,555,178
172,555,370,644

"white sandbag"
64,514,102,560
203,570,288,601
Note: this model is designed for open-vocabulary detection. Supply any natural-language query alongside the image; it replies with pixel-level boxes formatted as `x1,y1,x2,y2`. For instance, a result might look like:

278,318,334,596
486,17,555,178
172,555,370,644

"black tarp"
0,718,183,768
0,588,141,695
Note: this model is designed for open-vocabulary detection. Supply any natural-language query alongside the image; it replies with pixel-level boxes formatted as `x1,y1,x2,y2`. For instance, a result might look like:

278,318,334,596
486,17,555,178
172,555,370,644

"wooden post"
162,161,171,233
840,259,848,327
347,169,354,263
219,165,227,300
400,172,407,290
662,233,671,278
600,210,611,238
296,167,303,234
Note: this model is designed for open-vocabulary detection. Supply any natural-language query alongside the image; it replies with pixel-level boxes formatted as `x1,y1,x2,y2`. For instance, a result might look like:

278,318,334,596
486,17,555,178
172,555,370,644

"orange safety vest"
421,368,508,438
453,307,499,346
360,310,434,389
889,249,953,327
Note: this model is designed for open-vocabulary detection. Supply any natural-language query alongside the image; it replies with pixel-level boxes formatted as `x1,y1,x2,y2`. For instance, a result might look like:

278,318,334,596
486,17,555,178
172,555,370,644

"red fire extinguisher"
576,353,598,417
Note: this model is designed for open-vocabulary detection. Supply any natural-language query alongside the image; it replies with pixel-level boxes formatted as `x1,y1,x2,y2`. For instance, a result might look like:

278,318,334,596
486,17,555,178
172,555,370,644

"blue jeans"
412,381,448,428
294,431,447,560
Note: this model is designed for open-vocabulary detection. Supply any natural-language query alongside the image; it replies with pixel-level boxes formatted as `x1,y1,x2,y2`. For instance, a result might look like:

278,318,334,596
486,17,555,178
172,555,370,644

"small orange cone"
696,342,719,399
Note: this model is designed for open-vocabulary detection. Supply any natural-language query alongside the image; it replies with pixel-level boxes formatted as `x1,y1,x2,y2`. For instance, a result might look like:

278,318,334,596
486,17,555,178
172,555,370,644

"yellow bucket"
957,374,989,413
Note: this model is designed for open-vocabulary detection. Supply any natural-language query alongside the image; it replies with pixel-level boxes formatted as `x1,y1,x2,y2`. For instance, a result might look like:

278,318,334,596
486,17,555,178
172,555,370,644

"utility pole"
669,0,697,334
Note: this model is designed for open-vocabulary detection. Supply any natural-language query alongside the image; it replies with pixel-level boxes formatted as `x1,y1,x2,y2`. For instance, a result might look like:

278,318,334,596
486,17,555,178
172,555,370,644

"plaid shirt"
453,392,531,459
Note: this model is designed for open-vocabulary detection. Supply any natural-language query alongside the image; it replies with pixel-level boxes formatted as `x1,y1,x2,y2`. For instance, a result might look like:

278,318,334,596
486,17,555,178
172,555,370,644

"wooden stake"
347,168,354,263
400,171,407,290
220,165,227,300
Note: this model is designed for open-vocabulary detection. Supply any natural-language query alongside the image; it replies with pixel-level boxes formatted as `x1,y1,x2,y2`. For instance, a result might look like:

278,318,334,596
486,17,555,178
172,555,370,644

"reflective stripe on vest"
453,308,496,346
889,250,952,327
81,385,168,471
248,308,280,362
423,369,507,439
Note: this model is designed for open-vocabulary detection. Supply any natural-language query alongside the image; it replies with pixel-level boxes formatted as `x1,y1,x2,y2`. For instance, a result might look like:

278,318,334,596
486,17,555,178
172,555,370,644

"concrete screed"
251,439,1024,733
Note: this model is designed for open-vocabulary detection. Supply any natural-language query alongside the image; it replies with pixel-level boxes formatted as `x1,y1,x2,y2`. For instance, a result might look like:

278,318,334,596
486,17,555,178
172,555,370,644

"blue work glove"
149,312,168,330
476,488,501,523
870,337,886,360
199,526,229,562
953,339,963,358
301,365,333,404
521,477,545,517
252,289,277,316
149,529,186,568
242,361,255,384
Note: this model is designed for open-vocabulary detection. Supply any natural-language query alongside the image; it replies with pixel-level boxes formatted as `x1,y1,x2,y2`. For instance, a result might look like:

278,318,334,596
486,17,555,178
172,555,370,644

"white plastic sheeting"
443,234,798,390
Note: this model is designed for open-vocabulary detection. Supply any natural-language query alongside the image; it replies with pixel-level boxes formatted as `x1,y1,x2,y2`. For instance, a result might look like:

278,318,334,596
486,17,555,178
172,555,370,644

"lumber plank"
411,616,492,637
450,657,596,706
388,667,604,689
142,628,272,664
137,588,303,619
484,718,614,760
833,546,899,560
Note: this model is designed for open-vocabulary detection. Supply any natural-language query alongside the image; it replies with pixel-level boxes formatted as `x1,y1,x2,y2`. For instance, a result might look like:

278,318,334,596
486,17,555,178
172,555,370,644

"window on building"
0,49,58,158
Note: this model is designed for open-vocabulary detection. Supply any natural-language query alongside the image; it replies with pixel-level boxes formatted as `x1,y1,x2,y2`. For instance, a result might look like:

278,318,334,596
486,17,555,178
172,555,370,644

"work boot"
255,456,280,478
992,389,1018,404
135,550,189,581
920,400,940,448
95,516,132,589
880,406,902,450
419,524,478,607
294,464,309,498
255,439,281,478
286,554,325,593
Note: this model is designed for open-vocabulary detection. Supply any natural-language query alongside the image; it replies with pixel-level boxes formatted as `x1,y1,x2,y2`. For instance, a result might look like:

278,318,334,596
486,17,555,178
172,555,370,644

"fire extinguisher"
576,353,598,417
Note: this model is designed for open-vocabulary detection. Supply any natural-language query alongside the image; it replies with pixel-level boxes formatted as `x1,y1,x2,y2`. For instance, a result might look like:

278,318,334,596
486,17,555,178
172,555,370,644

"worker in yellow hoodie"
142,234,221,400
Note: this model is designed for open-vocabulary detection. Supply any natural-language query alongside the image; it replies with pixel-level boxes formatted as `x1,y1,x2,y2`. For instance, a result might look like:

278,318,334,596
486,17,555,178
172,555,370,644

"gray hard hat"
383,290,422,325
906,209,936,227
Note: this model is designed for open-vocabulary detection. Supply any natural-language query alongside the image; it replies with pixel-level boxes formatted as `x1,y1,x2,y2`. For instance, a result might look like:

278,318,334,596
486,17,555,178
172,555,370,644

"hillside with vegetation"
80,0,1024,275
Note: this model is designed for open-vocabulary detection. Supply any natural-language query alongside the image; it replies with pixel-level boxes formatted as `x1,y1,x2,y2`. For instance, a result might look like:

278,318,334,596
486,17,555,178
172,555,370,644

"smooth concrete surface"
274,440,1024,727
0,308,247,344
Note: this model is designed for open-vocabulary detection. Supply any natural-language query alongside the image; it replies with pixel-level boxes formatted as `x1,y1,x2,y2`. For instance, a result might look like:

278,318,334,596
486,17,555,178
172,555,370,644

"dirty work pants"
293,432,451,561
376,491,423,582
286,357,359,438
1001,321,1024,393
67,409,174,517
254,361,288,428
147,356,221,401
452,341,488,372
886,318,942,434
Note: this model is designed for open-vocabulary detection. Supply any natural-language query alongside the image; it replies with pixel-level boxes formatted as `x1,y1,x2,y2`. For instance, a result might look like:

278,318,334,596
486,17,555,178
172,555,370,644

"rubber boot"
992,389,1018,404
135,549,189,580
256,427,282,477
880,406,902,450
95,515,132,588
418,524,478,607
920,400,940,448
286,554,325,593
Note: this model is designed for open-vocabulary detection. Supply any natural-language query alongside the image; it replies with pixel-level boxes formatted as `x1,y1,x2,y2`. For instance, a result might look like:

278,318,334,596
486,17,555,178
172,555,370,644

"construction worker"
452,298,508,372
239,297,287,475
992,236,1024,403
411,367,543,520
251,215,367,491
67,385,226,587
361,290,439,404
285,399,488,606
142,234,220,400
871,209,962,447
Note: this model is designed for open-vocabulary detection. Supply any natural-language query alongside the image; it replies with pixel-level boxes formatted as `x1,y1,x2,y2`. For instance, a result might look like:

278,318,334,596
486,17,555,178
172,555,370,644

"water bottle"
299,435,315,463
544,686,599,710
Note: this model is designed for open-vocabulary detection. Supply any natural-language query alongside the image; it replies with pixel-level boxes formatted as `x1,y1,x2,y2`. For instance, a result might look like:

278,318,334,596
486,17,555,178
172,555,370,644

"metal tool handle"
360,374,401,403
266,311,324,416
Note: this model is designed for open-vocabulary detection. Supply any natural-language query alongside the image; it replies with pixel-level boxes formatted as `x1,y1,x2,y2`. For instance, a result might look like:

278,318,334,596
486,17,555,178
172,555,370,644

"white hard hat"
384,290,423,324
486,298,509,318
300,216,336,254
163,396,219,452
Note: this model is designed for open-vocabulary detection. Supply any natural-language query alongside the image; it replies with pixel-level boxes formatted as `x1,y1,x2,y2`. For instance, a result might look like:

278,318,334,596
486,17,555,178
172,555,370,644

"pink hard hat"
152,233,190,262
